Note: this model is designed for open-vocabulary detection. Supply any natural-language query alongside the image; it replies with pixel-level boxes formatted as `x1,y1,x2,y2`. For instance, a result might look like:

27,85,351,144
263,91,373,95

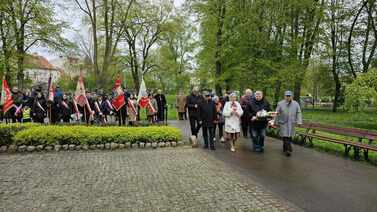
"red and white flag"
47,73,55,102
0,78,14,113
137,77,149,108
74,75,93,116
111,77,125,111
74,75,87,107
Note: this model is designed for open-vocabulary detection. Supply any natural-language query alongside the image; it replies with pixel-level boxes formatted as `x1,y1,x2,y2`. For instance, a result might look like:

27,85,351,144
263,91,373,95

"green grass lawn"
302,108,377,131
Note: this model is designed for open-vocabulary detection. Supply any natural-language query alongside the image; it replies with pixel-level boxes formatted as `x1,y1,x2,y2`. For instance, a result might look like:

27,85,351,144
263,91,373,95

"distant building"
24,54,60,85
50,55,90,78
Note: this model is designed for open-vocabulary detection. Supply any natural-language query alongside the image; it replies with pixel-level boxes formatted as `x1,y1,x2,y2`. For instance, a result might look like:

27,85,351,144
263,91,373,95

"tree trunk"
332,77,341,112
214,0,225,96
274,81,281,107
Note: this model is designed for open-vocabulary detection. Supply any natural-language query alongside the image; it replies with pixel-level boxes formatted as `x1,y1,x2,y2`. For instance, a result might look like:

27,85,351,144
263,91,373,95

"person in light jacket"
275,91,303,157
223,93,243,152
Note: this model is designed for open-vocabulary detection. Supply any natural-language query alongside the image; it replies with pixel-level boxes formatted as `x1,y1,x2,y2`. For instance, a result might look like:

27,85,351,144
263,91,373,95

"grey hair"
229,93,237,98
255,90,263,95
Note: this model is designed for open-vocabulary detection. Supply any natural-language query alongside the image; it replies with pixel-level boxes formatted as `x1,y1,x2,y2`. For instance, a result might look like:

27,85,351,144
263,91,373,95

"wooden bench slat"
297,132,377,151
301,122,377,140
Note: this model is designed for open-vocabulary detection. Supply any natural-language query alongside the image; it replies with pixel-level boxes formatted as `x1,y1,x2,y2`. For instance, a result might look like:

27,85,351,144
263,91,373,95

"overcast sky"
32,0,186,60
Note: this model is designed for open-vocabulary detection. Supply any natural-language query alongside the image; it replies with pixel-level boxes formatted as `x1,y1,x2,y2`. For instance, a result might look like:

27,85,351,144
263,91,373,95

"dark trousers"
189,116,201,136
214,122,224,138
178,112,187,120
62,117,70,123
117,107,127,126
202,126,215,148
250,127,266,151
34,117,45,123
241,121,249,137
157,108,165,122
282,137,293,153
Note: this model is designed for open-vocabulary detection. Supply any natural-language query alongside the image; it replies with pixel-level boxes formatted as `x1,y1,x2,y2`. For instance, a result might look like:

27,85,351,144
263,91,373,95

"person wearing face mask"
246,91,271,152
275,91,303,157
223,93,243,152
32,91,47,123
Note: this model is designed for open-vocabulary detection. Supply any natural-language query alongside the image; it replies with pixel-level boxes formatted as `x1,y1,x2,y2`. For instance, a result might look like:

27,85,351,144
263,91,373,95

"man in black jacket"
186,87,204,137
154,89,167,123
199,91,217,150
246,91,271,152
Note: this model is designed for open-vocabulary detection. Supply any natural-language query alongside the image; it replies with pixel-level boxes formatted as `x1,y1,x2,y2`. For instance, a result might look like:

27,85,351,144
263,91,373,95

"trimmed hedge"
0,123,37,146
12,125,182,146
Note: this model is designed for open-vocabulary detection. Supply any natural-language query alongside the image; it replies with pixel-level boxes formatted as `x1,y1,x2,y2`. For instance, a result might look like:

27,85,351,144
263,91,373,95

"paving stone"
54,145,61,151
36,145,44,151
68,144,76,150
125,143,131,149
62,145,69,150
0,146,8,152
131,143,138,148
18,145,27,152
0,147,298,211
110,143,118,150
8,145,17,153
96,144,105,149
45,146,53,151
26,146,35,152
82,145,89,151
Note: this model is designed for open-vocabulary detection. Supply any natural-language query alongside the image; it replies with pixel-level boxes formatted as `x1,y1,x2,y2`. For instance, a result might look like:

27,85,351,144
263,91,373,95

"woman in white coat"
223,93,243,152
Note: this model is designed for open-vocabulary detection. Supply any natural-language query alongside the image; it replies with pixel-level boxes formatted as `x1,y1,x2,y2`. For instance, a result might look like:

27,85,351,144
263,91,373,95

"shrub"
0,123,38,145
13,125,182,146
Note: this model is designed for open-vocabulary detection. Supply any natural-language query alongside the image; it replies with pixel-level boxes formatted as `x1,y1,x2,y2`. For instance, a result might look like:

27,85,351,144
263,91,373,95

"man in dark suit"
154,89,166,123
199,90,217,150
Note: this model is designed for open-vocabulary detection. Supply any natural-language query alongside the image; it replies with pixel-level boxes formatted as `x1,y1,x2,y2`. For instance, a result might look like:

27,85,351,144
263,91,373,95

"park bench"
296,122,377,161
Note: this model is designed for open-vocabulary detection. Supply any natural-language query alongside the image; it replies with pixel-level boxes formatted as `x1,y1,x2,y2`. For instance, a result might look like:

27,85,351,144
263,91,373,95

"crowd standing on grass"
183,87,302,157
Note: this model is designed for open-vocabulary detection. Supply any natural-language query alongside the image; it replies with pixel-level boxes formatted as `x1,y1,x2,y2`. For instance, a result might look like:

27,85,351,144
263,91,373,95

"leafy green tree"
1,0,70,89
345,68,377,111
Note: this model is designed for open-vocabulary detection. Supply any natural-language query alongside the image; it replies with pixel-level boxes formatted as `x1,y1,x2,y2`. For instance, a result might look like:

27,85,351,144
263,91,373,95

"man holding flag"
138,77,157,123
74,75,93,124
112,77,128,126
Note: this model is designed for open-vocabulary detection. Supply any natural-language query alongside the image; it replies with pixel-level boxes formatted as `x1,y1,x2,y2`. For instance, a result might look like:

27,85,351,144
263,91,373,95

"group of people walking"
0,86,167,126
183,87,302,156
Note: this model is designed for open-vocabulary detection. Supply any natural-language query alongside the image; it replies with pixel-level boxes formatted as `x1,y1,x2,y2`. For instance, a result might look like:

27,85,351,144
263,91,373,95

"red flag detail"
1,78,14,113
112,78,125,111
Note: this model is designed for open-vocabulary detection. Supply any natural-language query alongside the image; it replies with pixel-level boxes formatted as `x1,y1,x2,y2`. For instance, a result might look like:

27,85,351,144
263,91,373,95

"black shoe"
203,145,209,149
285,152,291,157
210,146,216,150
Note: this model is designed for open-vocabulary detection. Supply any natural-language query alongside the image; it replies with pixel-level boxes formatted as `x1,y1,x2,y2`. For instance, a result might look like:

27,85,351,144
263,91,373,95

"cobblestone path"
0,148,300,211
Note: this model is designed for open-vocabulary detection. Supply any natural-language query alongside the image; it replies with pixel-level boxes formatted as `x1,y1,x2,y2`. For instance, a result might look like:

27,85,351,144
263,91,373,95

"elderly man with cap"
199,90,217,150
275,91,302,156
186,87,204,137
